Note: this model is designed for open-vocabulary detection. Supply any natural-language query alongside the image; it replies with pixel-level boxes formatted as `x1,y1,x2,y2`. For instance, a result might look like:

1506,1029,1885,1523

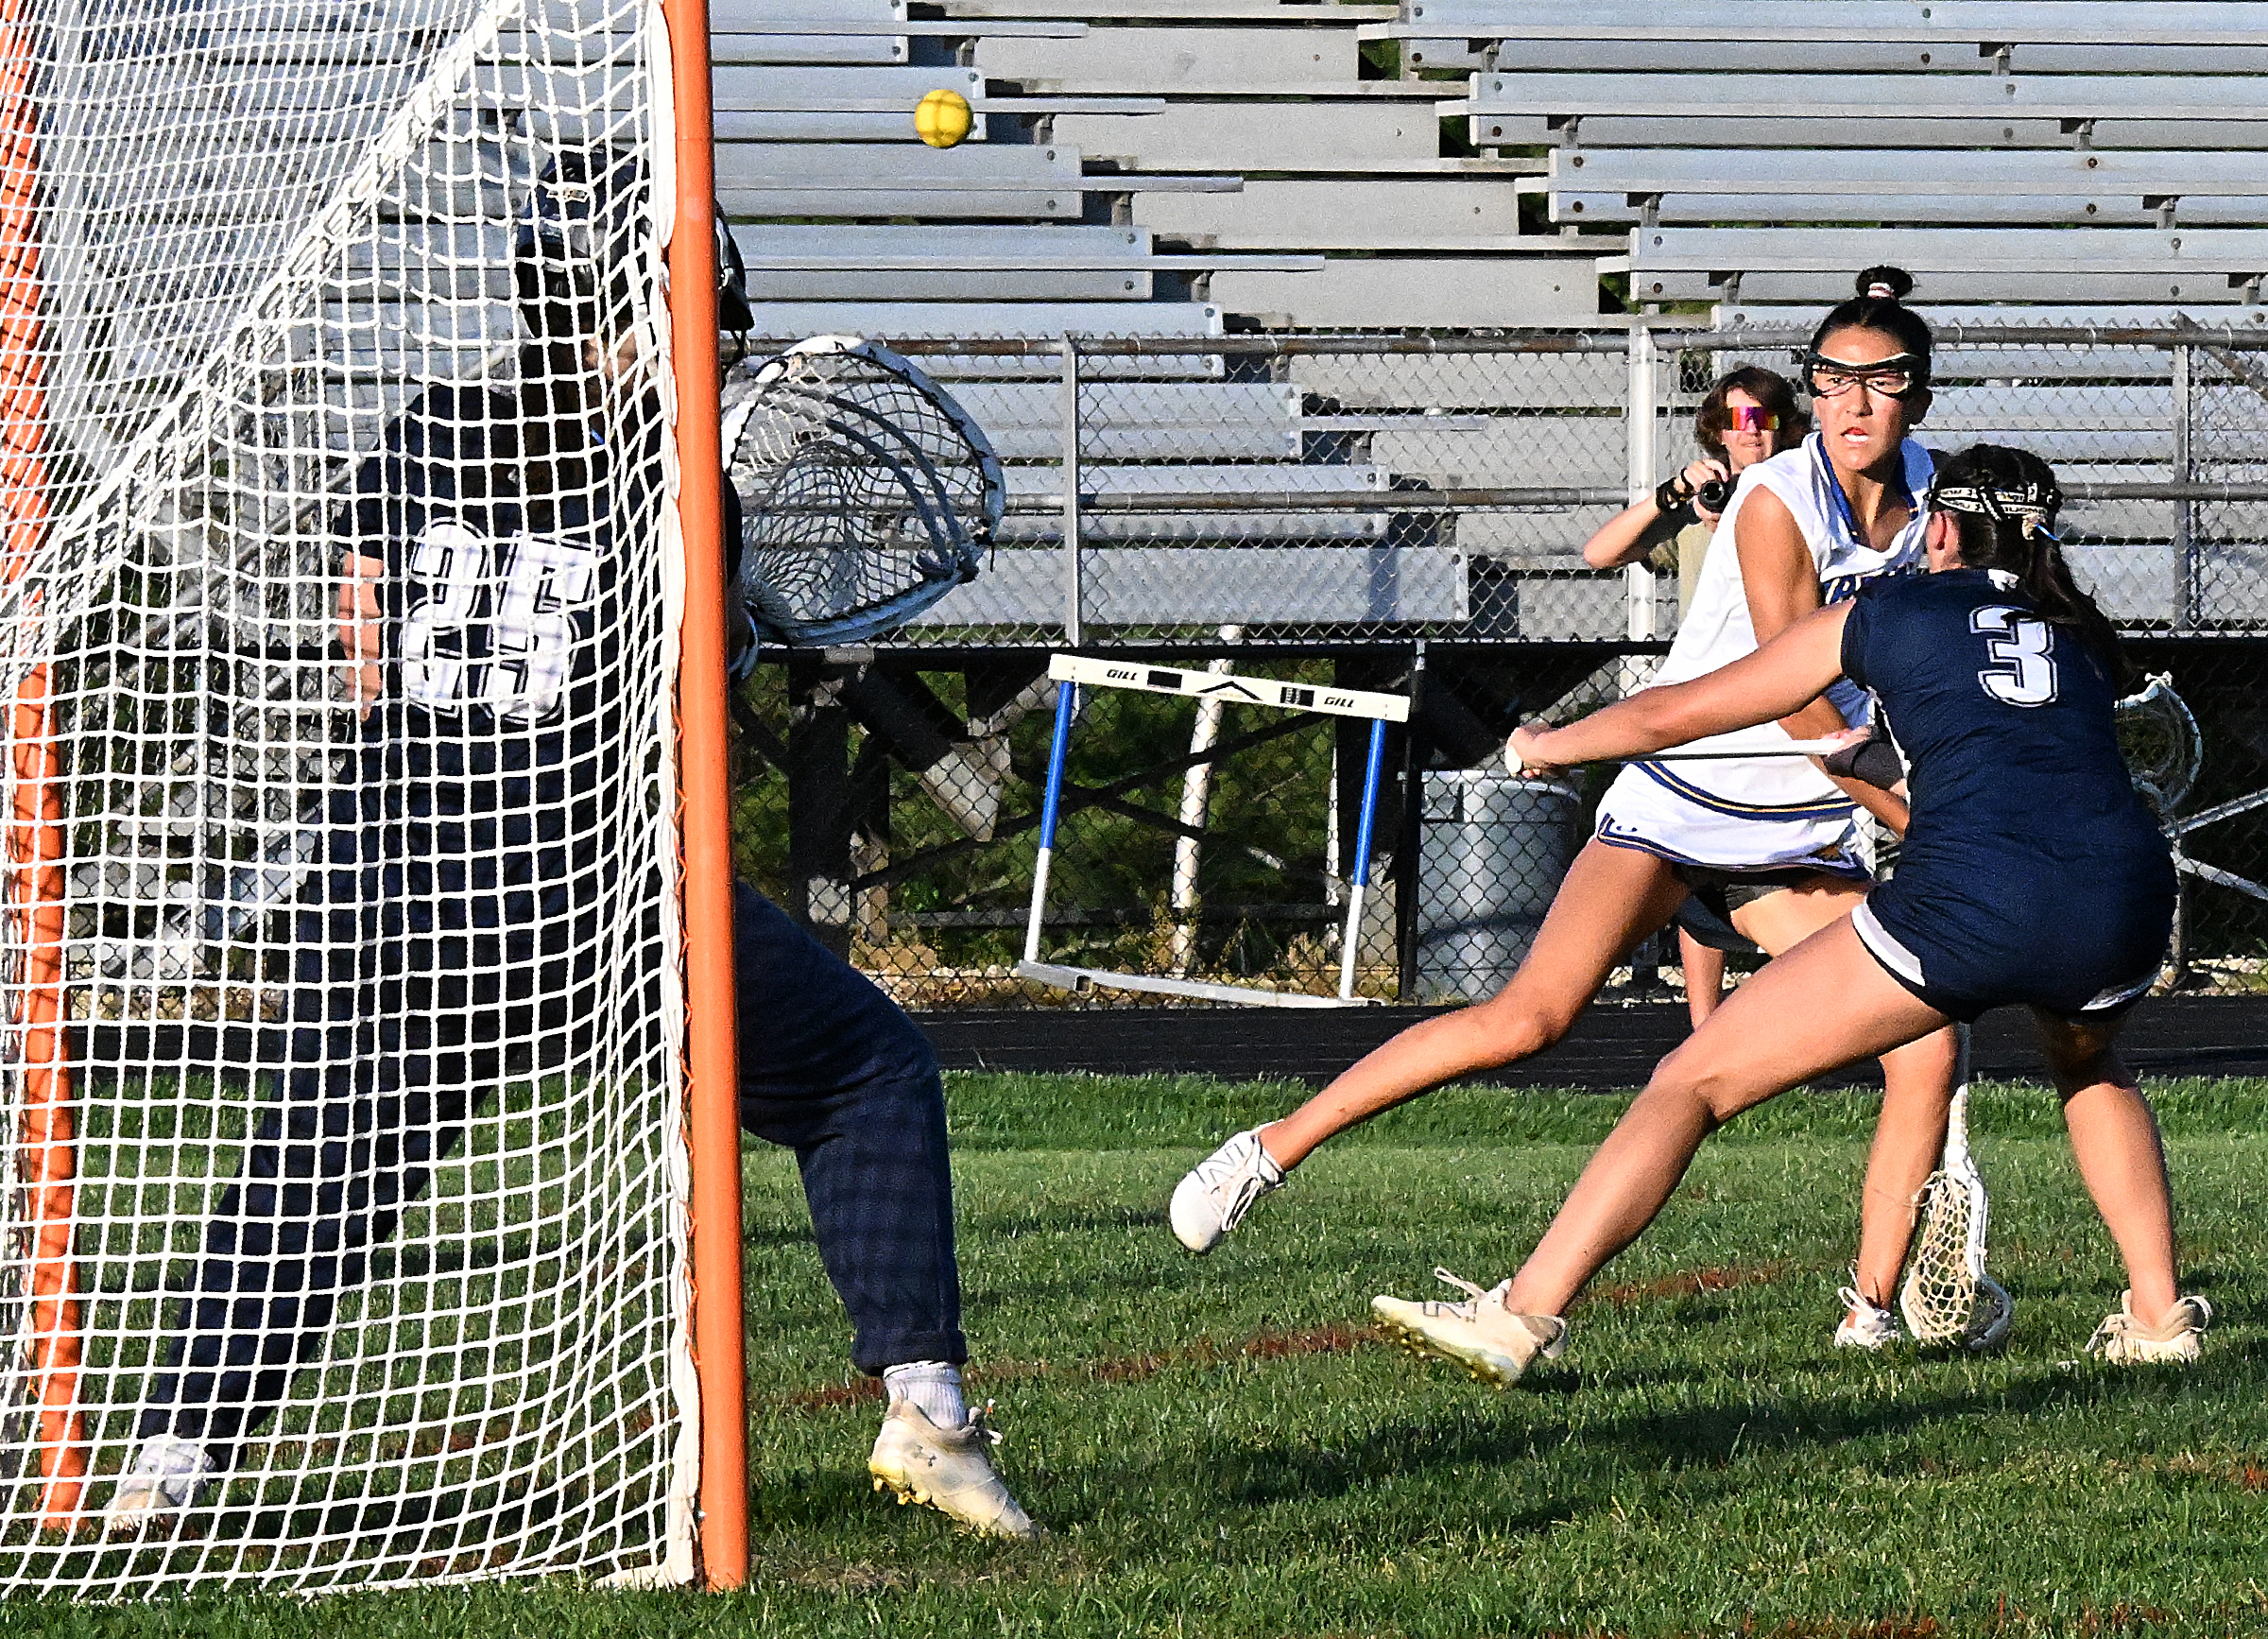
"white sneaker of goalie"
2085,1291,2213,1364
1833,1285,1904,1350
1371,1268,1568,1388
868,1402,1038,1539
1169,1128,1285,1253
103,1433,213,1534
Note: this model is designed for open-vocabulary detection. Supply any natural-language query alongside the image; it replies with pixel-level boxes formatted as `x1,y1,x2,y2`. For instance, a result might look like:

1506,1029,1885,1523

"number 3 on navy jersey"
1970,605,2058,707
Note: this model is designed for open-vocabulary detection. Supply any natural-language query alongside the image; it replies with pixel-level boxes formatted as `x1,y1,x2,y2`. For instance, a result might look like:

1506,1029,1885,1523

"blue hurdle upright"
1018,653,1408,1009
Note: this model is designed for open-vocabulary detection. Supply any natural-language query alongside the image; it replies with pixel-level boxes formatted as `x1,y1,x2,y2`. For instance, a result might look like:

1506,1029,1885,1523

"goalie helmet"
516,151,753,348
515,147,652,345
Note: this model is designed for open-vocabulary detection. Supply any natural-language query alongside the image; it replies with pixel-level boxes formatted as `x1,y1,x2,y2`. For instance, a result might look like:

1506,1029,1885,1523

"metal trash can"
1415,770,1581,1003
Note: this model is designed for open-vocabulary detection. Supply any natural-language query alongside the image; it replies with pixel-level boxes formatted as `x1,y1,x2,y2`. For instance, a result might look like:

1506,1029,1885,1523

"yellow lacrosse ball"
914,88,973,149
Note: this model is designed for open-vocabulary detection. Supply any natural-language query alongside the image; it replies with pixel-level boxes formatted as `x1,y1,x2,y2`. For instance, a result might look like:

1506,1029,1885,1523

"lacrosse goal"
0,0,743,1594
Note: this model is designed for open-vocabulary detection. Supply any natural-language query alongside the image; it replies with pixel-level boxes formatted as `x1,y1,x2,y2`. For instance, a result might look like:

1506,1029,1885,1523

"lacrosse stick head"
725,335,1003,647
2116,673,2201,820
1899,1078,2009,1349
1899,1164,1984,1345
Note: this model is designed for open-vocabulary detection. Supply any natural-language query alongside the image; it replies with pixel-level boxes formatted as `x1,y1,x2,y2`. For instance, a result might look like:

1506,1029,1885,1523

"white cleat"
103,1433,213,1536
1169,1128,1285,1253
868,1402,1039,1540
1371,1268,1568,1388
1834,1285,1904,1351
2085,1291,2213,1364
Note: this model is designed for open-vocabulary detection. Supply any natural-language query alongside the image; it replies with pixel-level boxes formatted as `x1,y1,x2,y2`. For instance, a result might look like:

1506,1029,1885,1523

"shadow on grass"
1172,1354,2257,1524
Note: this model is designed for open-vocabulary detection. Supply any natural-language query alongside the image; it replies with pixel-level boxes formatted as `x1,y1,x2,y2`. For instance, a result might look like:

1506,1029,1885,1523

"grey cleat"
1169,1128,1285,1253
868,1402,1039,1540
103,1433,213,1535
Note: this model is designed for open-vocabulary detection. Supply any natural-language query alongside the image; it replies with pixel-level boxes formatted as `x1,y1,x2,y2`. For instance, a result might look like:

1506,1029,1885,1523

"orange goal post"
0,0,745,1593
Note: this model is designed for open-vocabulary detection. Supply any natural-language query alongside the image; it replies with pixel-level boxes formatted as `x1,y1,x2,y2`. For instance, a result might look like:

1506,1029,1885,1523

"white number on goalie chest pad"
401,518,597,725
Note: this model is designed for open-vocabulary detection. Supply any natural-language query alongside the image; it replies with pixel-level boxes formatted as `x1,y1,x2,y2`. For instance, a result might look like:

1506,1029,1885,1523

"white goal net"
0,0,704,1592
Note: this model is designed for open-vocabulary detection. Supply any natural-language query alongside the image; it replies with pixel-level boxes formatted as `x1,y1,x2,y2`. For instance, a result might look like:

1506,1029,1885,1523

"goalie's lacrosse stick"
2107,671,2268,920
2115,673,2201,820
1503,736,1845,778
725,335,1003,647
1899,1027,2013,1350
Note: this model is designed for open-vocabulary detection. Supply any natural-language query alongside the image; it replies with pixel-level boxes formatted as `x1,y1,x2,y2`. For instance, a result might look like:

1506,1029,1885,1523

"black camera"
1694,477,1733,513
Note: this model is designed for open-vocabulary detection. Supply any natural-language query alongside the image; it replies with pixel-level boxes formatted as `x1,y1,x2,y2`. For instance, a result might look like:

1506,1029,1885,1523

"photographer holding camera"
1582,366,1808,615
1578,365,1807,1025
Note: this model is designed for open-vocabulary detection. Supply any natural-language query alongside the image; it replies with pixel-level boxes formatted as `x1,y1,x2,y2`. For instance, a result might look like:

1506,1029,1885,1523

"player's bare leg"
1733,878,1958,1312
1259,840,1692,1167
1677,929,1727,1029
2033,1009,2179,1326
1171,840,1689,1254
1503,917,1947,1319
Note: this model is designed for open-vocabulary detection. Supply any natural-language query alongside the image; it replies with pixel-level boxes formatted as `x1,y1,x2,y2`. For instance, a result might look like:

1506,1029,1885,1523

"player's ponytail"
1806,265,1933,389
1928,443,2132,689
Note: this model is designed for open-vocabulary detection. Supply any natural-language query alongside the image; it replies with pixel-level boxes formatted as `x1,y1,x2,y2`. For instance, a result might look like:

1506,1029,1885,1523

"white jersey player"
1169,268,1965,1354
1592,428,1934,872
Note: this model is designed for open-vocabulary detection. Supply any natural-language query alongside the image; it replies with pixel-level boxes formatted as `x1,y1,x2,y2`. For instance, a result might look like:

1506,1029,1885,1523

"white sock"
883,1360,967,1428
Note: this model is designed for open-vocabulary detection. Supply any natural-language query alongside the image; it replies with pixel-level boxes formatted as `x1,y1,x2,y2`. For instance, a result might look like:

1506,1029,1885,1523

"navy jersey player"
1367,444,2205,1389
103,162,1036,1540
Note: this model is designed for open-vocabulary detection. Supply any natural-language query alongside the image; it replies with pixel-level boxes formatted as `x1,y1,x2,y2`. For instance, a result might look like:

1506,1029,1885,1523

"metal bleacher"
1386,0,2268,314
722,0,1599,334
730,2,2268,645
725,0,1625,636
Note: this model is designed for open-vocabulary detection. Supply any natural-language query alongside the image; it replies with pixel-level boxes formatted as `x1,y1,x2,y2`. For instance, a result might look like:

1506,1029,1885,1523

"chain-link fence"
730,323,2268,1006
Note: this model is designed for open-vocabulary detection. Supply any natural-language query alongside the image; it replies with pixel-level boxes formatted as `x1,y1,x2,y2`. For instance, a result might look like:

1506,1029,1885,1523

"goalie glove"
1822,723,1904,790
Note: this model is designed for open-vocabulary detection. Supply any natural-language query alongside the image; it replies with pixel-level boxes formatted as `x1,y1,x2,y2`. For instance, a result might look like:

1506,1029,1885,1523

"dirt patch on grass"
1589,1260,1792,1308
766,1269,1808,1415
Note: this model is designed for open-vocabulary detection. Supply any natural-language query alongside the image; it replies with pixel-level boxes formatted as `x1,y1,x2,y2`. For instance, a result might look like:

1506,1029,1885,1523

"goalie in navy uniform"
104,155,1035,1541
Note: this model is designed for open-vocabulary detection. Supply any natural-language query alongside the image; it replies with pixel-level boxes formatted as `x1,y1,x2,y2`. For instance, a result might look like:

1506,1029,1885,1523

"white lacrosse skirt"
1592,758,1867,875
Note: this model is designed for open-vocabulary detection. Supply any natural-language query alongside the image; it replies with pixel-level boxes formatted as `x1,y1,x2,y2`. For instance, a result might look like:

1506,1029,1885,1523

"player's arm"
1512,601,1857,772
1735,485,1911,833
335,551,386,717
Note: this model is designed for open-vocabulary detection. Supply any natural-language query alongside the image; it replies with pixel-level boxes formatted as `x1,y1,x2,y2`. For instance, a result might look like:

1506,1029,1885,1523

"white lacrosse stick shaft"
1504,736,1845,777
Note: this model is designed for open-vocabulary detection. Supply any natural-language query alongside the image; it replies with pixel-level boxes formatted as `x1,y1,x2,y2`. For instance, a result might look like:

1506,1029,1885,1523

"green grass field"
16,1070,2268,1637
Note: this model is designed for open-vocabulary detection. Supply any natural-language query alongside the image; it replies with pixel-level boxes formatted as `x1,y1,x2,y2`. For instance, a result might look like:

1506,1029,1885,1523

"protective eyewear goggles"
1725,405,1779,432
1803,351,1925,401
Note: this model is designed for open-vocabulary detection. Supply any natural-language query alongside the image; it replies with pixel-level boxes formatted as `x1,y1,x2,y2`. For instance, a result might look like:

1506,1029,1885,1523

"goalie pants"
138,787,964,1459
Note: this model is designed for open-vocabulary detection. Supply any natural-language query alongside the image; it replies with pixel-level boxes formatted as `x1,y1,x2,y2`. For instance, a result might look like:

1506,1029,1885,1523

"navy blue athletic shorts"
1850,850,2175,1024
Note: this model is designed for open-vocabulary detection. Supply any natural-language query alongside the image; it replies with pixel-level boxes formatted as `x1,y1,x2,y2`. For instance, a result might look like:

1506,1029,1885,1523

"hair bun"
1855,265,1914,302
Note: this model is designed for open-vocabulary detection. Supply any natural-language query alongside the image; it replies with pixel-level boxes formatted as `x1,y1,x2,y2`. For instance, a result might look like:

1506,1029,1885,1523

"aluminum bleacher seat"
909,543,1466,629
998,465,1393,542
1055,101,1455,174
1289,350,1624,410
713,64,992,143
974,24,1359,87
744,301,1225,341
1135,179,1522,250
723,0,909,65
719,142,1090,220
946,379,1302,461
1467,72,2268,132
729,223,1321,303
742,302,1228,381
1387,2,2261,46
1211,257,1596,327
941,1,1398,19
